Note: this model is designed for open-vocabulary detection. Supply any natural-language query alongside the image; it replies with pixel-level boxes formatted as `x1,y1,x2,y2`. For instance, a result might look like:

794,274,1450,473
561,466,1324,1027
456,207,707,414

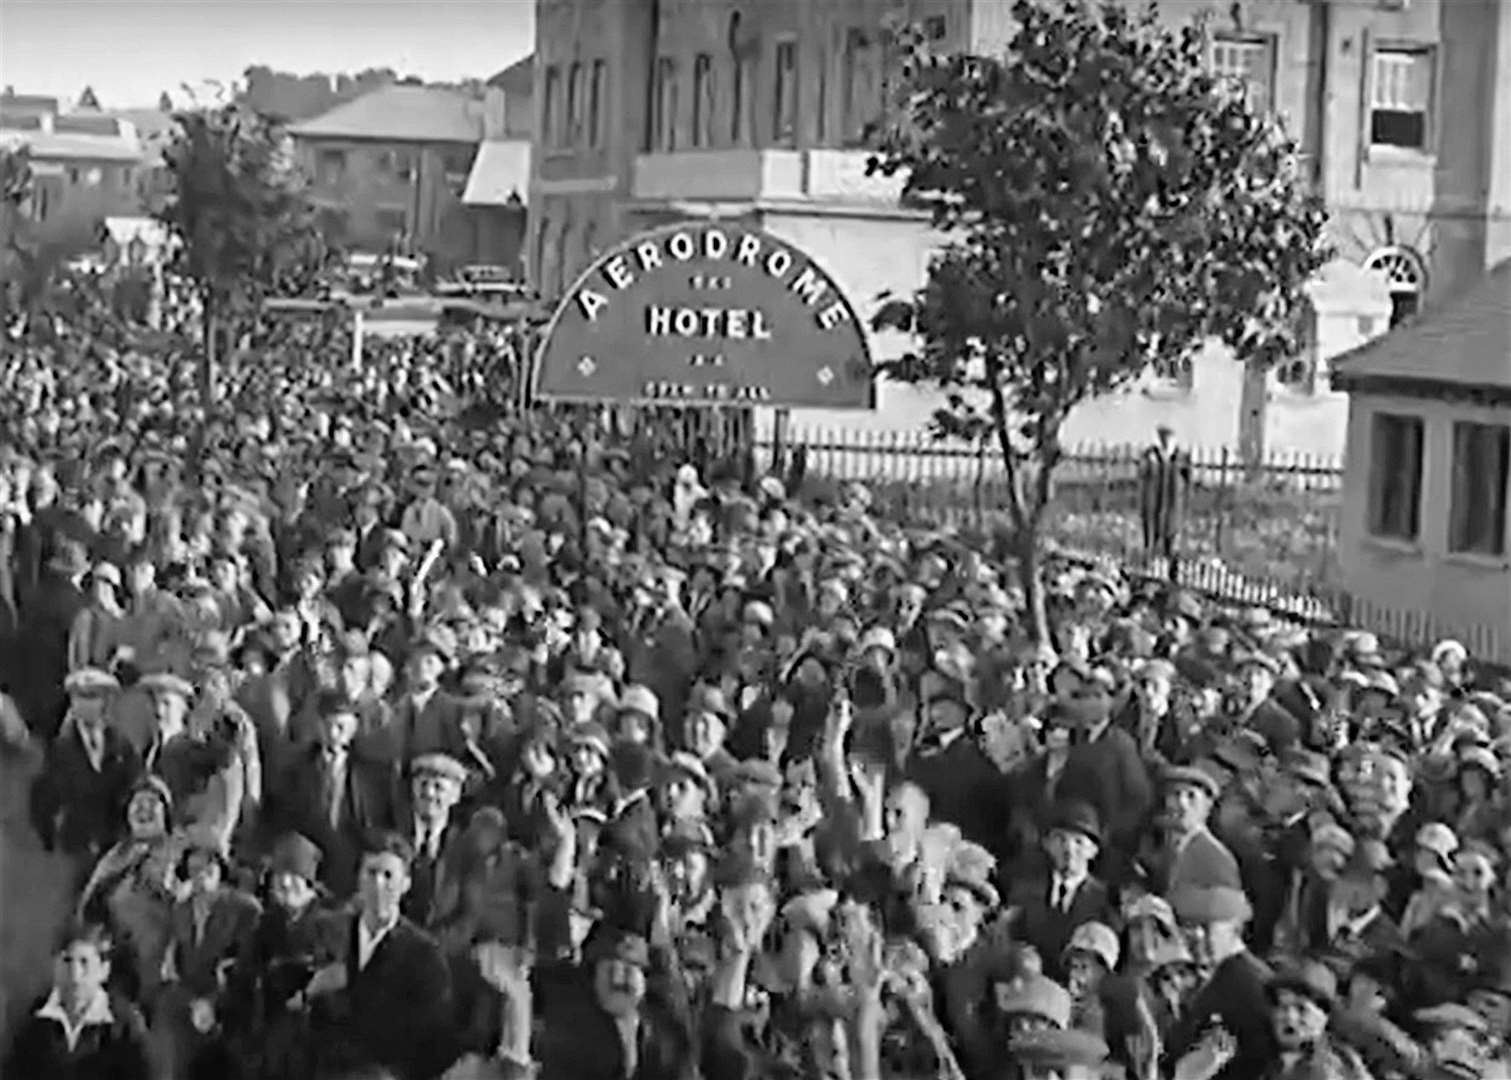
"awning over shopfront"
462,140,530,208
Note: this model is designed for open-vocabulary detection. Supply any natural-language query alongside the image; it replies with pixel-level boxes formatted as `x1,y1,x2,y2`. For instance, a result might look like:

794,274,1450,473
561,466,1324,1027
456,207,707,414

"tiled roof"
462,139,530,206
289,84,482,144
0,129,144,163
1332,259,1511,389
0,93,58,114
487,56,534,94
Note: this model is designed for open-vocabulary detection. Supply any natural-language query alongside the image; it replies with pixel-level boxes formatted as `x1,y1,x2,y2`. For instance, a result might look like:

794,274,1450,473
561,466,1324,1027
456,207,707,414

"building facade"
0,95,151,255
527,0,1511,454
291,85,486,271
1332,259,1511,663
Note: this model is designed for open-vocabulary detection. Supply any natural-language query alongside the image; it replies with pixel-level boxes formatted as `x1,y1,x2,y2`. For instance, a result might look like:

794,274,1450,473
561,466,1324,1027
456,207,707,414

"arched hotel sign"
531,224,875,409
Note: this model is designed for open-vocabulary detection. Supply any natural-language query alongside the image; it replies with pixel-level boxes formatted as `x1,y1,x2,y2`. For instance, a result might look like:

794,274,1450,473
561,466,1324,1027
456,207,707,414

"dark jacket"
1164,950,1275,1080
1010,874,1117,982
537,978,695,1080
31,725,142,856
904,732,1012,866
1058,724,1154,869
268,746,396,897
3,991,152,1080
311,913,457,1080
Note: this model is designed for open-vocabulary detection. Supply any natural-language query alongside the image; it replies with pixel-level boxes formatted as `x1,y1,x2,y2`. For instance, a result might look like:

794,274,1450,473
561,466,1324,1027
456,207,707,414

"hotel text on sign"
531,224,875,409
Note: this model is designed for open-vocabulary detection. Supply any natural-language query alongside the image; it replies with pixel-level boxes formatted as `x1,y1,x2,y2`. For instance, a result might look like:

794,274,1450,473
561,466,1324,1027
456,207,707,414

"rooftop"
487,56,534,96
289,84,482,144
0,129,145,163
1332,259,1511,392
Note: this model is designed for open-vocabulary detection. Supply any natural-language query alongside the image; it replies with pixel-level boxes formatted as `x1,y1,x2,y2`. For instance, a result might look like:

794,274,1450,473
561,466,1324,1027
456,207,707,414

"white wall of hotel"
754,211,1392,469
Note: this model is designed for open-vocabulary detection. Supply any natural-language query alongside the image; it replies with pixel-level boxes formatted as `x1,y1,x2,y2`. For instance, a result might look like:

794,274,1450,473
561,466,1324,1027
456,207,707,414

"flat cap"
64,668,120,697
410,752,469,785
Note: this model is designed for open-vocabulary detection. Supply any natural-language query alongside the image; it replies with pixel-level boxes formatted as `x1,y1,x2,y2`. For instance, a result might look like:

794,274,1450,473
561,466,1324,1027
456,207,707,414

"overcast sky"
1,0,535,108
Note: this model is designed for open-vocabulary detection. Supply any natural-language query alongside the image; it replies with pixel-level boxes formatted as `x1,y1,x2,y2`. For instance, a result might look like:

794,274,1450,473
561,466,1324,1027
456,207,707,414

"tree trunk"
1017,527,1050,647
1237,354,1268,474
200,305,218,404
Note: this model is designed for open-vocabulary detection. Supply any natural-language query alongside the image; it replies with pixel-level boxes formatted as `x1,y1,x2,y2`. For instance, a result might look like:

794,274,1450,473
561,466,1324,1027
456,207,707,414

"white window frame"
1210,33,1276,113
1368,45,1435,152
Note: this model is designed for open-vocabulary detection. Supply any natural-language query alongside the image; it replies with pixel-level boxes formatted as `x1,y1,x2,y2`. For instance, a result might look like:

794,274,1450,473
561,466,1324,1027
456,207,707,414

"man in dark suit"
1057,675,1154,883
15,539,91,739
1164,885,1275,1080
1011,801,1117,982
536,929,694,1080
390,637,469,766
905,678,1011,866
268,692,395,898
306,831,458,1080
396,752,469,929
30,668,141,867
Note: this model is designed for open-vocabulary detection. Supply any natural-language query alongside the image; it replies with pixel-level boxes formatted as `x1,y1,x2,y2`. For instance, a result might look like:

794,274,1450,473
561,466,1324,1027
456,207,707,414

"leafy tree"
0,145,41,325
869,0,1330,642
77,85,100,110
155,103,323,398
158,91,175,113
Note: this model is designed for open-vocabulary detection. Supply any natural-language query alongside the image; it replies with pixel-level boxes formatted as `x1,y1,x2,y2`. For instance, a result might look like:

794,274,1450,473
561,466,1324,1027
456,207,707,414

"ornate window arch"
1364,246,1427,328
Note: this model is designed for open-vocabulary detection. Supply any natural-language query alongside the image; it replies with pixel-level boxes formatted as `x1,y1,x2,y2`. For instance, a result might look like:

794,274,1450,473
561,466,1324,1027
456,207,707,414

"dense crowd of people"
3,286,1511,1080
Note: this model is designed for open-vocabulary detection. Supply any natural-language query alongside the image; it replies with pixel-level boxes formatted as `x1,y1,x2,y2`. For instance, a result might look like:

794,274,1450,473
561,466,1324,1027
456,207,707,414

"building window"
375,207,406,237
1211,34,1276,113
67,166,81,185
1366,412,1424,542
733,50,757,145
842,28,878,146
923,15,947,41
1450,422,1510,556
692,54,715,148
815,44,828,143
652,57,678,151
772,40,798,147
317,207,349,242
316,148,346,184
1365,247,1426,329
566,62,584,144
543,65,561,148
1370,46,1433,151
588,60,607,147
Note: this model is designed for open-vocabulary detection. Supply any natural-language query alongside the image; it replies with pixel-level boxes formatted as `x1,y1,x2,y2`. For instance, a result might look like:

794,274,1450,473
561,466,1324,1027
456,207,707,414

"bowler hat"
1046,801,1103,846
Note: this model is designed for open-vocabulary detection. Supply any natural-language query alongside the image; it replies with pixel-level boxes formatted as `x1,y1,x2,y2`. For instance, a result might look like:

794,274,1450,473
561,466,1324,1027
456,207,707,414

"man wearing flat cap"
32,667,139,865
400,752,470,929
1141,764,1242,896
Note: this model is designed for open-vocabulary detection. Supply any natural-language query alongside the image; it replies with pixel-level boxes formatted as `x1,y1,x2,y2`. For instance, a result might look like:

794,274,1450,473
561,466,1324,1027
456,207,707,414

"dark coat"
537,980,695,1080
311,913,456,1080
904,733,1012,866
1057,724,1154,857
397,811,465,930
31,725,142,856
1009,874,1117,982
2,992,152,1080
268,746,396,897
1164,949,1275,1080
15,572,88,737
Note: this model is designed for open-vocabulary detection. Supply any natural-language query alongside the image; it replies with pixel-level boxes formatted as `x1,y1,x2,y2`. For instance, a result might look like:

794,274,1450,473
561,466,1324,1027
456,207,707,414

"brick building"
526,0,1511,453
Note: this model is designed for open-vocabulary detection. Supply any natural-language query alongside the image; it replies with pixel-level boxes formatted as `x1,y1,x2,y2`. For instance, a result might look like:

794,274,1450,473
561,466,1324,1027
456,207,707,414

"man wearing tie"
268,691,394,898
399,752,468,929
1012,801,1117,981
